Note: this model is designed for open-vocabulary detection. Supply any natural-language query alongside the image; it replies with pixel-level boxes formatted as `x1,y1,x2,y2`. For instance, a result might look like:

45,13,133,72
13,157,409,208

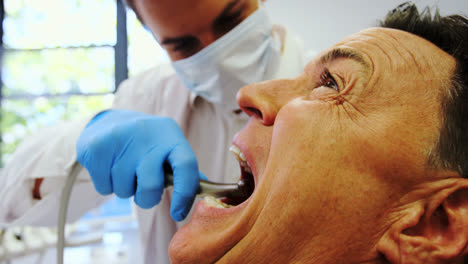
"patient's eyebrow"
319,48,371,73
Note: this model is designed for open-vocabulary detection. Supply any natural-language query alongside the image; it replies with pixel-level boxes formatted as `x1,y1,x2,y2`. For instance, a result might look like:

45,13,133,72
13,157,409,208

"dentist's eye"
173,39,199,54
319,69,339,92
213,10,243,35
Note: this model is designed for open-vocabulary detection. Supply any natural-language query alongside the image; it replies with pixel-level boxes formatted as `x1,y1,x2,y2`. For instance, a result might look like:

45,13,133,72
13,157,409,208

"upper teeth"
229,145,252,174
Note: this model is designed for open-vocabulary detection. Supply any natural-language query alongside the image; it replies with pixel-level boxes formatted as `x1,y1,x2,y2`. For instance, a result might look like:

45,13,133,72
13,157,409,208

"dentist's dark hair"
380,2,468,179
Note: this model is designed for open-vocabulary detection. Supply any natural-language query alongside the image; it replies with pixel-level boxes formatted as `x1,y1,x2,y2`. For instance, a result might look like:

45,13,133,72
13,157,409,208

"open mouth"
203,145,255,208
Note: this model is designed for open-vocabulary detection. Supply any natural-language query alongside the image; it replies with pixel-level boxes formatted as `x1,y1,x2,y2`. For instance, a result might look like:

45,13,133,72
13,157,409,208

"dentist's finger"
134,147,167,209
167,144,200,221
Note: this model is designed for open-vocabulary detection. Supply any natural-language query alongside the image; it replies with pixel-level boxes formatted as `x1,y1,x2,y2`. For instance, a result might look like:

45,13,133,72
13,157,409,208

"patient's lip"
231,140,257,187
229,145,255,186
191,190,250,222
190,141,257,218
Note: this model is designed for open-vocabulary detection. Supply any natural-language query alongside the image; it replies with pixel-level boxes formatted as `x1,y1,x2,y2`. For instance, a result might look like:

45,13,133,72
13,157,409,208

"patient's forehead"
305,27,456,90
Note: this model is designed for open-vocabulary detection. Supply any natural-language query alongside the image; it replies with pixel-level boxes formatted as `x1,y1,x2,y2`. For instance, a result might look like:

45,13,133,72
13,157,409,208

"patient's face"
169,28,456,263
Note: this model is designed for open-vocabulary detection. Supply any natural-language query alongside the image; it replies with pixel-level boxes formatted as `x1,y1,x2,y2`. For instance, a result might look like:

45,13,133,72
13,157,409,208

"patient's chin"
169,228,196,263
169,225,221,264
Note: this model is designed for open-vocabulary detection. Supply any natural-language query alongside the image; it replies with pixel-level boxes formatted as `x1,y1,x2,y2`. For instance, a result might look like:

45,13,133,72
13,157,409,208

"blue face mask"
171,7,281,111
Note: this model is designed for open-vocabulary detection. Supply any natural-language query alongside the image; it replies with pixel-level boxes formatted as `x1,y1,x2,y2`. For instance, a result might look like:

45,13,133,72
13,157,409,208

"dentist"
0,0,306,263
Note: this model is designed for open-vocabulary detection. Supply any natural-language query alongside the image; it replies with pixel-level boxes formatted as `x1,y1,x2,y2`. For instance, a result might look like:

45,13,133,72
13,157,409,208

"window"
0,2,168,258
0,0,167,166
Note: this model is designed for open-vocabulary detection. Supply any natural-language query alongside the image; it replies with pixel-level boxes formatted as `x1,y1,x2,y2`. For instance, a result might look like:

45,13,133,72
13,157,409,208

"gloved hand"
76,110,205,221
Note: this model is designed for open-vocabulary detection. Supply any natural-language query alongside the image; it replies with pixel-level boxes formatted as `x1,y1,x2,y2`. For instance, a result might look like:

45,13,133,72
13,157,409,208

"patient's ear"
377,178,468,263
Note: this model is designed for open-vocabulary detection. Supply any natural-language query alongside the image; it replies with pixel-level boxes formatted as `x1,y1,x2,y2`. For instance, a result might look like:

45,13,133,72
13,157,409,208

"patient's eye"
319,69,339,92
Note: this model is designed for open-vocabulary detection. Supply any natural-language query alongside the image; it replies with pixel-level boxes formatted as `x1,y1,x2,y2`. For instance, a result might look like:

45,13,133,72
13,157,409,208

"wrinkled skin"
169,27,462,263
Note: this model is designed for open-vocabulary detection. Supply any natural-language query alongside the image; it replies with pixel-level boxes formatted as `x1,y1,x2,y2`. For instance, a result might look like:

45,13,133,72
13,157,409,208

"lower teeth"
204,196,233,208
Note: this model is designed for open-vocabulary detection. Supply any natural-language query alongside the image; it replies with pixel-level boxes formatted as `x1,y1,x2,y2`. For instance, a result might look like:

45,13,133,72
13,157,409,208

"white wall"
264,0,468,54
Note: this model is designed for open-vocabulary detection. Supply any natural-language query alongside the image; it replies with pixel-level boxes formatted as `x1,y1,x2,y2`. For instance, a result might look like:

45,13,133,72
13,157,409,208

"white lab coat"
0,25,306,264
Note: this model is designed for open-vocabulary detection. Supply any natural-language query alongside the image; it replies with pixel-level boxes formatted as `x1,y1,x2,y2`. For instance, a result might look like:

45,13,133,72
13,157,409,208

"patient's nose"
236,79,298,126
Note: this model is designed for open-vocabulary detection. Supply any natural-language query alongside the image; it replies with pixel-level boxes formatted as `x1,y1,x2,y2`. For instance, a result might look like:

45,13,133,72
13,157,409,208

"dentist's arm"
0,117,108,227
76,109,204,221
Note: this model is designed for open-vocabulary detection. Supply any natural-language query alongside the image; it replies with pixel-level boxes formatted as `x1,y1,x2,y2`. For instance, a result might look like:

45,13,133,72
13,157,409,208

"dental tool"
163,163,253,200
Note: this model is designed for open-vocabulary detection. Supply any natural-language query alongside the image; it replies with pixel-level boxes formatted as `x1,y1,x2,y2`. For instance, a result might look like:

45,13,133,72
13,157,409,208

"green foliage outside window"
0,0,117,166
0,95,114,165
3,48,115,97
0,0,165,166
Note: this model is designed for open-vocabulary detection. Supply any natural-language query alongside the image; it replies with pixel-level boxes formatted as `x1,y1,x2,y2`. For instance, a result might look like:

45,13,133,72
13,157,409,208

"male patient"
168,3,468,264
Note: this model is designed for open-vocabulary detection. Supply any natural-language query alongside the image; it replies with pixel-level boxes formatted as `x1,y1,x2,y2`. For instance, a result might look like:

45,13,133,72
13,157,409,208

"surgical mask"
172,6,281,111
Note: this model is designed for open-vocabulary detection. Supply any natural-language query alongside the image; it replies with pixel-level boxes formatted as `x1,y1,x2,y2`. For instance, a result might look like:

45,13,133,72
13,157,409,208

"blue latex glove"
76,110,206,221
